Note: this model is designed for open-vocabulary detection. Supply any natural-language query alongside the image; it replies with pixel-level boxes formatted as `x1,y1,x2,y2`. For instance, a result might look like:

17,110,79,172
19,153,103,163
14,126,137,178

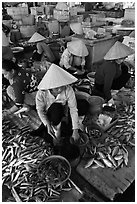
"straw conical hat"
67,40,89,57
2,31,9,46
104,41,134,60
70,23,83,35
129,30,135,38
56,2,68,10
28,32,46,43
38,64,78,90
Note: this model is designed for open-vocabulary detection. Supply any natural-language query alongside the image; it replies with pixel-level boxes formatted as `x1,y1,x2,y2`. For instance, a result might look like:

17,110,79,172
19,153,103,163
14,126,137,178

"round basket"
88,95,105,114
70,131,89,156
37,155,71,186
77,132,89,156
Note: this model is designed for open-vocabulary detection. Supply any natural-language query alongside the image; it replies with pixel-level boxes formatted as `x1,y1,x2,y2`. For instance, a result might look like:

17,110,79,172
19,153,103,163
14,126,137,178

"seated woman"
30,63,89,145
28,32,56,63
92,41,134,104
59,40,89,75
35,16,49,38
2,60,41,117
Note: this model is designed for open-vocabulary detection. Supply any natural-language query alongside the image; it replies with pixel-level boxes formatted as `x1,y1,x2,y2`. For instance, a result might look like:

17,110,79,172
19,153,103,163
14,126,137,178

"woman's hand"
47,124,56,139
71,129,80,141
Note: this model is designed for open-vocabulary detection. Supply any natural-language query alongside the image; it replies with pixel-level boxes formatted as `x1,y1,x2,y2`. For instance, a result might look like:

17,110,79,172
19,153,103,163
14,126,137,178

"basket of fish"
70,131,89,156
37,155,71,186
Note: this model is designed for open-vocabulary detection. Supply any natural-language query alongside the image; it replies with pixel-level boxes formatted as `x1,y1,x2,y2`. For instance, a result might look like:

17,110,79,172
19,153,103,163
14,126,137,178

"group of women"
2,21,134,146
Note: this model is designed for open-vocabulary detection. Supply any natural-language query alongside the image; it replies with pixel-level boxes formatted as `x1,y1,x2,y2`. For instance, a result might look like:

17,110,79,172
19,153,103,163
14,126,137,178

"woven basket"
37,155,71,186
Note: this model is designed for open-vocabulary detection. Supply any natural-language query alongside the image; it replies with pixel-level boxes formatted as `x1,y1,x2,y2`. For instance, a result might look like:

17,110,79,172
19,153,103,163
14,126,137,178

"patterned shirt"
59,48,85,69
36,85,79,130
9,68,38,106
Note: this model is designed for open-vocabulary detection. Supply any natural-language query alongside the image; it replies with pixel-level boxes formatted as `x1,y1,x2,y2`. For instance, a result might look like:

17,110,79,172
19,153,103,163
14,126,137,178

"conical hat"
2,31,9,46
70,23,83,35
28,32,46,43
129,30,135,38
104,41,134,60
67,40,89,57
38,64,78,90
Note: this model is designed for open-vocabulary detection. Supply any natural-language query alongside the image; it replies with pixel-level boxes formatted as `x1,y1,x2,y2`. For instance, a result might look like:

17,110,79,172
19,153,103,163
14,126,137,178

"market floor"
70,168,135,202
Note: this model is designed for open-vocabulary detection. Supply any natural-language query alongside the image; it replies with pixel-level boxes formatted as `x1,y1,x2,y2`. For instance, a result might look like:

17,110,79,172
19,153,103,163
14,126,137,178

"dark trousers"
32,99,89,144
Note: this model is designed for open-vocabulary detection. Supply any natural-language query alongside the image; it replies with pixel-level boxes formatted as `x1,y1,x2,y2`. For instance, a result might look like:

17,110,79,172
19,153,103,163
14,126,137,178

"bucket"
58,143,81,168
88,96,105,115
87,72,96,85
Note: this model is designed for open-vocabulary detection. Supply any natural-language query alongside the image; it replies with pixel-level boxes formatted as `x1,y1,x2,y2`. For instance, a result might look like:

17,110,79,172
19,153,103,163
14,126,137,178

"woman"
59,40,89,74
35,16,49,37
30,63,89,144
2,60,40,117
28,32,55,63
93,41,134,104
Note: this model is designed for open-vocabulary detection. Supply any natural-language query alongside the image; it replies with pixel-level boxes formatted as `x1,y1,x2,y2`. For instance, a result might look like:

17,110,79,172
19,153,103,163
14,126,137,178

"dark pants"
31,99,89,144
93,64,131,99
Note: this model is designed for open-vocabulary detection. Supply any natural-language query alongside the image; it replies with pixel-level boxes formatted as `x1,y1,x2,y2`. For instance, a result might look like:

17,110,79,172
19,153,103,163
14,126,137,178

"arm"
36,90,50,127
60,49,73,70
66,86,80,140
36,90,55,138
103,65,116,101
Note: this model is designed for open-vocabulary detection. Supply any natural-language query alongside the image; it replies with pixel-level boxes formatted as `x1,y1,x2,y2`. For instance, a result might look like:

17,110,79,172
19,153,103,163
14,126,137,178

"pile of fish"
107,103,135,147
2,119,72,202
85,138,129,170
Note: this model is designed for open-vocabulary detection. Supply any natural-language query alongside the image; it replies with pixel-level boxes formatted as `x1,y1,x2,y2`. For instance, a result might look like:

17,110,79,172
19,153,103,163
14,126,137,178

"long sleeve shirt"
59,48,85,69
36,85,79,129
95,61,121,101
8,68,38,106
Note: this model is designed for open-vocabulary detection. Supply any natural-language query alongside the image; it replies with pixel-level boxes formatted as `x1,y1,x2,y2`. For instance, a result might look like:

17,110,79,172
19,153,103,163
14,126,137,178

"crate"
124,8,135,22
22,15,35,26
30,7,44,16
70,7,77,16
47,19,59,34
7,7,28,16
53,9,69,22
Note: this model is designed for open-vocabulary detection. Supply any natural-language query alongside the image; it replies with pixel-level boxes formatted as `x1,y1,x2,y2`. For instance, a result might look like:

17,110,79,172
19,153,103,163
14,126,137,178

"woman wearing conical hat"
59,39,89,75
30,63,89,145
93,41,134,104
28,32,55,63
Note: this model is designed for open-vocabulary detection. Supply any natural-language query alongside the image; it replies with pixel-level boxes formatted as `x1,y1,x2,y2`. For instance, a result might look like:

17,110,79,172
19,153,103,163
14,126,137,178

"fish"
102,158,113,168
91,163,100,169
94,159,105,168
114,155,123,160
112,146,120,157
85,158,94,168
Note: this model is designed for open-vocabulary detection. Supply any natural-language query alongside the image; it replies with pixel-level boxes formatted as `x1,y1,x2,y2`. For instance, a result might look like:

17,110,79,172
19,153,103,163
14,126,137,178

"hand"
108,98,114,105
69,66,77,71
71,129,80,142
47,124,56,139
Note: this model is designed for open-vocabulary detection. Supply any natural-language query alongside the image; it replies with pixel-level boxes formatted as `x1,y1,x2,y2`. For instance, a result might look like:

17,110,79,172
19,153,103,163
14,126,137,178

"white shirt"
59,48,85,69
36,85,79,129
